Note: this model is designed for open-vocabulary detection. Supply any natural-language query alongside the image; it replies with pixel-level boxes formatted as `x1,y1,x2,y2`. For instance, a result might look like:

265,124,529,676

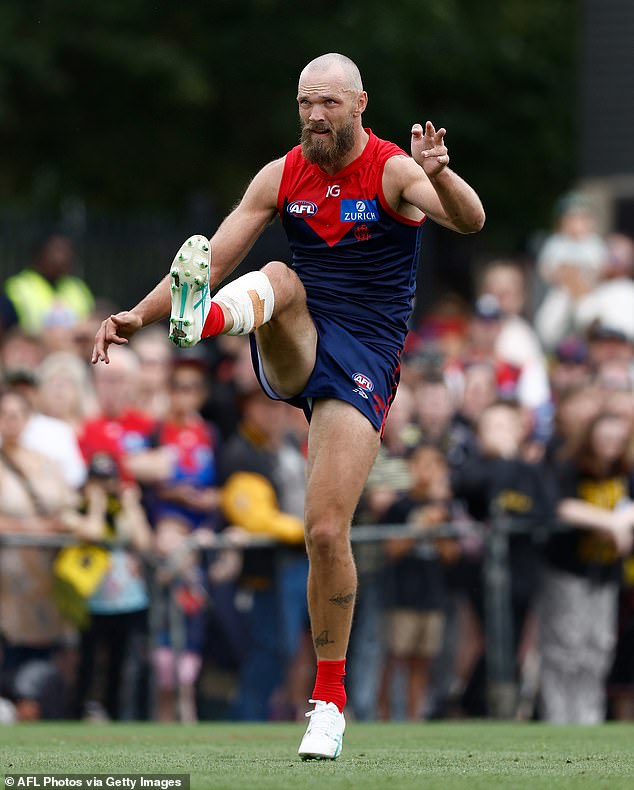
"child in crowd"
147,357,228,723
68,451,152,721
378,444,460,720
452,400,556,715
541,412,634,723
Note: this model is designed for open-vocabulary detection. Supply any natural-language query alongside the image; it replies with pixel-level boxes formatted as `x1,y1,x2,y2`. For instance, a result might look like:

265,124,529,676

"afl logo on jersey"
288,200,318,217
352,372,374,399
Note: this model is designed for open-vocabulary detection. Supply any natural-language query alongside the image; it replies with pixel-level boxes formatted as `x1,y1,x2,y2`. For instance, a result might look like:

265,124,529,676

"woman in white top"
0,390,78,678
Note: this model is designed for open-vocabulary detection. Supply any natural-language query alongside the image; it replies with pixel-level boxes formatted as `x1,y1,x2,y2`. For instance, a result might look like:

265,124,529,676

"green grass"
2,722,634,790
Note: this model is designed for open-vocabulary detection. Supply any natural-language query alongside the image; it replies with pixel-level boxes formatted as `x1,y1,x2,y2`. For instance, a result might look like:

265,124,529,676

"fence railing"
0,517,567,719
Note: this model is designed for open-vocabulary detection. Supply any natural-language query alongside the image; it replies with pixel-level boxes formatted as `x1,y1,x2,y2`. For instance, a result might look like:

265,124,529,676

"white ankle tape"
214,271,275,336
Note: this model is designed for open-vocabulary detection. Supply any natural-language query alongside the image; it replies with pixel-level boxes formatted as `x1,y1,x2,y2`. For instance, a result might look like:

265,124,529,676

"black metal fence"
0,517,562,721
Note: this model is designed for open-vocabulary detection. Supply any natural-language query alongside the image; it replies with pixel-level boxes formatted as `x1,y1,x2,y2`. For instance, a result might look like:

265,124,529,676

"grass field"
2,722,634,790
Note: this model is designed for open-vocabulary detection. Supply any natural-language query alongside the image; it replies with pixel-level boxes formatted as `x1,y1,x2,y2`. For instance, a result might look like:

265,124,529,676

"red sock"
312,659,346,712
201,302,226,337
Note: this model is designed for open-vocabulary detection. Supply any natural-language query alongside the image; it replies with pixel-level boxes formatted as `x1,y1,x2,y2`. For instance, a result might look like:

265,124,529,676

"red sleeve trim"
277,146,301,216
376,150,426,228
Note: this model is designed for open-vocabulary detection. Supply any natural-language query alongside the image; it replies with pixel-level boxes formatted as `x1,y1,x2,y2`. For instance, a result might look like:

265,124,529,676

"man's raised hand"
411,121,450,178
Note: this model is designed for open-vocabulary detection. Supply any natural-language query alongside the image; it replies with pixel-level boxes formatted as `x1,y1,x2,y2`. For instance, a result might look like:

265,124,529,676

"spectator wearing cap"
534,192,608,351
478,259,545,372
550,337,592,398
478,261,553,437
458,295,552,445
458,295,507,378
586,322,633,373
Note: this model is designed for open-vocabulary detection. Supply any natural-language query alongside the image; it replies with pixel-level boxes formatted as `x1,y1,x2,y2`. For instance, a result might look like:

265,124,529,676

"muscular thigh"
305,399,380,527
254,261,317,398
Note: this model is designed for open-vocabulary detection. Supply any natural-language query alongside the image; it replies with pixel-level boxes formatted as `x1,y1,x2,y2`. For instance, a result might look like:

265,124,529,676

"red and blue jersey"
152,417,220,530
79,409,156,482
277,129,425,358
252,129,426,433
155,418,217,489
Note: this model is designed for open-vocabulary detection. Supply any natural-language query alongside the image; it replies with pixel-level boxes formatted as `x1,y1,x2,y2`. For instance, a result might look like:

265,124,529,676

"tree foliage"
0,0,577,249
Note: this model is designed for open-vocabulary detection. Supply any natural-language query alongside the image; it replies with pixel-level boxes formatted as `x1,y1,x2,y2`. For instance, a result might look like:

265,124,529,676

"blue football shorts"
249,310,401,434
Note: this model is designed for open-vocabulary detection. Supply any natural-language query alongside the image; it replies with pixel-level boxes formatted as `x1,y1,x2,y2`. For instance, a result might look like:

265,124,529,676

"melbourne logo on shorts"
287,199,318,217
340,199,379,223
352,372,374,399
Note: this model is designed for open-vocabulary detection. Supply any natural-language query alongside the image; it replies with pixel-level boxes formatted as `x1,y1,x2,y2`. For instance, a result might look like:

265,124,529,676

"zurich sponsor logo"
288,199,318,217
340,199,379,223
352,372,374,400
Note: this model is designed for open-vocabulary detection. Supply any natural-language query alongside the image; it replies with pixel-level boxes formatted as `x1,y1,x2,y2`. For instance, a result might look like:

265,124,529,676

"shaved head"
297,53,367,171
299,53,363,93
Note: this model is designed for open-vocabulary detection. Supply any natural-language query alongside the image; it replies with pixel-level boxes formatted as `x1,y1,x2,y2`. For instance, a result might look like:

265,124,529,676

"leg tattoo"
329,592,356,609
314,630,336,649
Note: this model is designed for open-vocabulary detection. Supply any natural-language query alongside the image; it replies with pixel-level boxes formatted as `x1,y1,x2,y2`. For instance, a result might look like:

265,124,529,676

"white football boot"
297,699,346,760
168,234,211,347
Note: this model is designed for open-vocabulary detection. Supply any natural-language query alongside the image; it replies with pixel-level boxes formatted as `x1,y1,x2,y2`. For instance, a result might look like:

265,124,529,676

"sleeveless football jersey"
277,129,425,357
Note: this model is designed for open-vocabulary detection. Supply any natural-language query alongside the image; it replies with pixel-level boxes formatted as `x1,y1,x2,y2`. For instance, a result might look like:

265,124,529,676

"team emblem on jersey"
352,372,374,399
354,224,371,242
287,200,318,217
340,199,379,223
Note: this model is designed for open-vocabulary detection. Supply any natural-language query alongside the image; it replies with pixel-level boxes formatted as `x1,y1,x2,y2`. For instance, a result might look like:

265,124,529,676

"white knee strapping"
214,271,275,336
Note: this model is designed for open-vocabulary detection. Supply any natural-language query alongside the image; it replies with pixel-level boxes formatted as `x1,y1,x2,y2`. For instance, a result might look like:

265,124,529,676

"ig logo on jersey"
288,200,318,217
352,372,374,399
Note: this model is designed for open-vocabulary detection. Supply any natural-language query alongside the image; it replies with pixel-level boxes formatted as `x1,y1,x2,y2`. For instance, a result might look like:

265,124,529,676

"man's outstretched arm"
92,159,283,363
90,275,171,364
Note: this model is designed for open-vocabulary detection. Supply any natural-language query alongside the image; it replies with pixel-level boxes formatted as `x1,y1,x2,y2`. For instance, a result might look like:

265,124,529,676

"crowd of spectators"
1,202,634,726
